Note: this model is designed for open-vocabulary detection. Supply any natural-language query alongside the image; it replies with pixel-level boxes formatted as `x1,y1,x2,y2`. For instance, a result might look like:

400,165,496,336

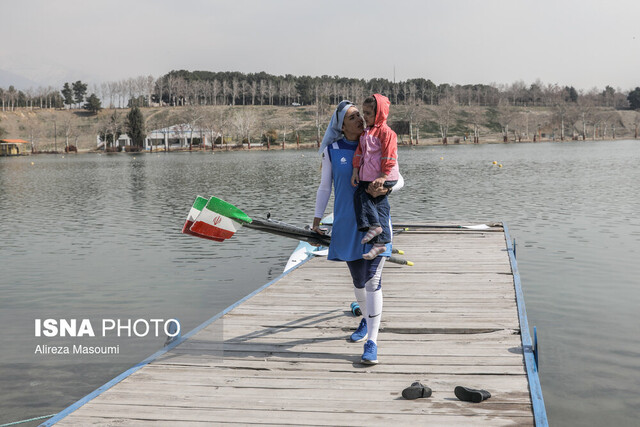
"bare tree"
576,97,595,140
175,77,188,106
351,81,365,106
25,88,34,110
0,87,6,111
550,93,570,141
222,80,231,106
102,110,124,150
250,81,257,105
259,79,267,105
154,79,164,107
231,78,239,106
592,111,604,140
511,111,529,142
434,96,457,144
134,76,147,104
211,80,220,106
278,111,293,149
216,107,232,149
200,108,218,149
24,113,43,152
267,80,275,105
61,117,77,150
601,111,622,140
240,80,248,105
181,106,203,150
467,107,484,143
145,75,155,106
403,102,422,145
105,81,117,108
496,99,514,142
166,75,178,106
7,86,17,111
233,108,258,148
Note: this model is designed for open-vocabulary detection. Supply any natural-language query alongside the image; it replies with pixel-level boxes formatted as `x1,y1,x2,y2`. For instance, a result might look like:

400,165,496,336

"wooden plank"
55,228,536,426
61,403,533,426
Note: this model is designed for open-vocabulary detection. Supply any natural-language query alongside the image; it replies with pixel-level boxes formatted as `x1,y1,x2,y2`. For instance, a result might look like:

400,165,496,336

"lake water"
1,140,639,426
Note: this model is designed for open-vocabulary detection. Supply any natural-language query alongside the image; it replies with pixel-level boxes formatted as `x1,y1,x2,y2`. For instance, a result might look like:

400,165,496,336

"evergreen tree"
125,106,146,147
72,80,88,106
61,83,74,107
84,93,102,114
628,87,640,110
565,86,578,103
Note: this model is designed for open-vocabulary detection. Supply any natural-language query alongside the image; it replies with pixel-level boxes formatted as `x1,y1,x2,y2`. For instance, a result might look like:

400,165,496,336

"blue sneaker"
350,318,368,342
361,340,378,364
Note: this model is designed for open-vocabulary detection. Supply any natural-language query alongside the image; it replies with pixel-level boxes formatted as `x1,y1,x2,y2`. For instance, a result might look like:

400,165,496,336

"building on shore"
0,139,30,156
97,124,216,151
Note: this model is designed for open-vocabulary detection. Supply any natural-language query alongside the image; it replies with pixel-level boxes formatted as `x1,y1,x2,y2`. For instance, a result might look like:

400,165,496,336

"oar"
185,196,329,246
393,223,498,230
183,196,412,265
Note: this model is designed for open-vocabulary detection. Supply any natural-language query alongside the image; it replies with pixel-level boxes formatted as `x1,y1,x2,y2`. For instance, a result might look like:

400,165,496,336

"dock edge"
503,222,548,427
41,253,316,426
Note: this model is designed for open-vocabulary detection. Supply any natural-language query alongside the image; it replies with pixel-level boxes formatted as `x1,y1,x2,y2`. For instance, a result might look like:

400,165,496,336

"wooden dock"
47,225,546,426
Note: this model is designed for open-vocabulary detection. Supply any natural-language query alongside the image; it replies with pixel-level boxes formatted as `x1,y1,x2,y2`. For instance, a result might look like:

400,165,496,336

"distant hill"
0,69,42,90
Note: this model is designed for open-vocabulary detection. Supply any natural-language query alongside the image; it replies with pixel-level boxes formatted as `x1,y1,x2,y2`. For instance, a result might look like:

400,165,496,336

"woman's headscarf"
319,99,354,155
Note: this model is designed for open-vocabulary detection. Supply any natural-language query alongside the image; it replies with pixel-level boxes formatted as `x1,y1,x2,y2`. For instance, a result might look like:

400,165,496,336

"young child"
350,94,399,260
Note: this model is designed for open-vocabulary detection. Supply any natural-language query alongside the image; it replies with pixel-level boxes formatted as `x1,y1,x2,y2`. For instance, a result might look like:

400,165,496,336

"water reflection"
0,141,639,425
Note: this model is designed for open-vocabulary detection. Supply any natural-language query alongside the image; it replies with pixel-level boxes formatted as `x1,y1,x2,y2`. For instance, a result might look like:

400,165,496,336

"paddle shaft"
245,218,411,266
245,218,331,246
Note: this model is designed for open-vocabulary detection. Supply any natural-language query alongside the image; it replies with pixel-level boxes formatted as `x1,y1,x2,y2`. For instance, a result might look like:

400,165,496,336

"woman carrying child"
312,99,402,364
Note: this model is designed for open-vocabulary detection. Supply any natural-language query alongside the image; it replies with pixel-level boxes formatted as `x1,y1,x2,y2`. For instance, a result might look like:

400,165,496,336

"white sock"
354,287,368,324
366,288,383,343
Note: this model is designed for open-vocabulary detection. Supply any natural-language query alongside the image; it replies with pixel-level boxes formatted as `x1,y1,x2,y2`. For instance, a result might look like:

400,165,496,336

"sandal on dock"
402,381,432,400
454,386,491,403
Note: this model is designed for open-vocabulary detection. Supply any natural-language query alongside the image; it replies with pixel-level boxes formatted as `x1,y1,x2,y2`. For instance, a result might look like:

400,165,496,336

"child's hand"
373,177,386,189
351,168,360,187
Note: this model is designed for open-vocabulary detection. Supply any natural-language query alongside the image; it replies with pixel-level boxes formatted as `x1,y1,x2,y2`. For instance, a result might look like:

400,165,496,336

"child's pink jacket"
353,94,399,181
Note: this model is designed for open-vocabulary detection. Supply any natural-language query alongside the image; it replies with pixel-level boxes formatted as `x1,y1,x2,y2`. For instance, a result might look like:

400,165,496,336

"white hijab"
318,100,354,155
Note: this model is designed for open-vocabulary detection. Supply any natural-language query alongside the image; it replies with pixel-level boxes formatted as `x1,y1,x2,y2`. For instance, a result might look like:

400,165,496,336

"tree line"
1,70,639,113
2,70,639,151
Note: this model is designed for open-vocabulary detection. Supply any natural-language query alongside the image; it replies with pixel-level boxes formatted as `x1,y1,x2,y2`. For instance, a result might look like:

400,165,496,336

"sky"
1,0,639,92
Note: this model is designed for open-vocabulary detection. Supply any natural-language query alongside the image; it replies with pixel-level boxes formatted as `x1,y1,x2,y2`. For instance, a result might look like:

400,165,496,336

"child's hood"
373,94,391,127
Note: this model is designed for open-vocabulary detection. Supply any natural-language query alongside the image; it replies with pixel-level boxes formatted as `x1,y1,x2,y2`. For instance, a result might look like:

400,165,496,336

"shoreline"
8,137,638,156
2,105,638,154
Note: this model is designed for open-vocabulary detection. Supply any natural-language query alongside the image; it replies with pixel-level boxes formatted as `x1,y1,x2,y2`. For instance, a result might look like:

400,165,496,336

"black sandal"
454,386,491,403
402,381,432,400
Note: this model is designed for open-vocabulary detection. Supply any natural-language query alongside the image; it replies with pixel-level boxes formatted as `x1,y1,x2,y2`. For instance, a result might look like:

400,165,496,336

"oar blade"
182,196,225,242
205,196,253,224
189,200,241,241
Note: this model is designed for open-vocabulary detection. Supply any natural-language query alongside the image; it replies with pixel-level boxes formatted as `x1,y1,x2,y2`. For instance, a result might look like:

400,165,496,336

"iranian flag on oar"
181,196,226,242
188,197,243,241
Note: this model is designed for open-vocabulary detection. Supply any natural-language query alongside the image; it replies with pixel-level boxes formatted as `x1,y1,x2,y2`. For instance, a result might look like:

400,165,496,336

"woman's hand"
311,217,326,235
310,217,328,247
372,176,386,189
366,184,390,197
351,168,360,187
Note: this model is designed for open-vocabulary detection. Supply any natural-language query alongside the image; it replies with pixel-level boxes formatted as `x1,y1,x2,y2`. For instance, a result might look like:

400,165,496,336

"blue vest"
327,138,392,261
